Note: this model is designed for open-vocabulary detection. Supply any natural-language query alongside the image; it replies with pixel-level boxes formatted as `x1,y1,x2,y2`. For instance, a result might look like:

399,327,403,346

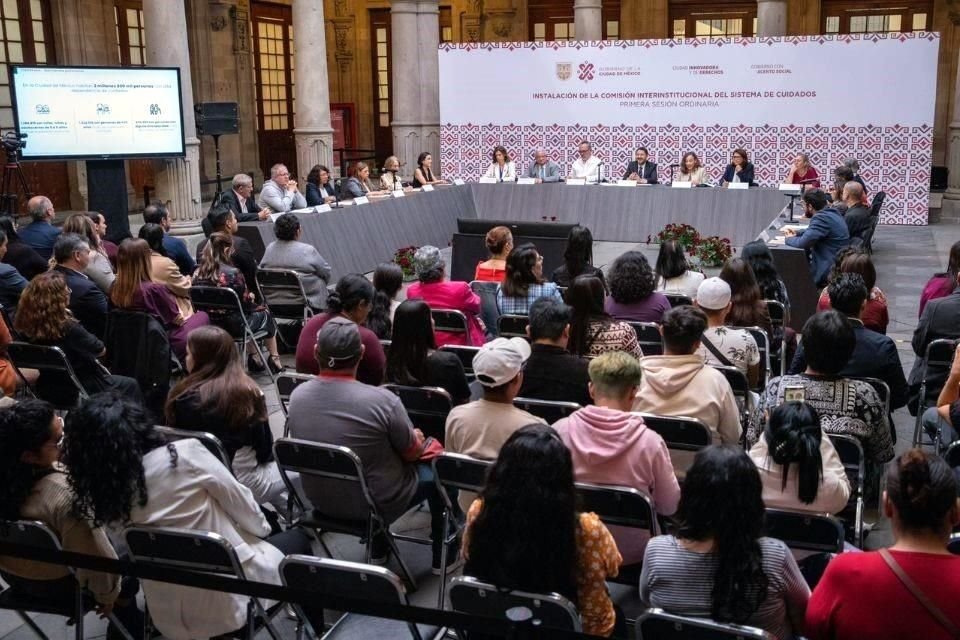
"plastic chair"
7,342,88,411
637,608,775,639
912,338,958,450
447,576,581,634
829,434,866,547
496,314,528,339
431,309,473,346
764,508,845,554
382,384,454,444
513,397,581,424
628,321,663,356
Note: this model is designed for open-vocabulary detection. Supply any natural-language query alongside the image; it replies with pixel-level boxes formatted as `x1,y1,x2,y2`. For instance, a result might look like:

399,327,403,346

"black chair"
432,453,492,607
279,555,442,640
440,345,480,378
637,608,775,639
496,314,528,339
0,302,20,340
869,190,886,218
710,365,751,441
829,434,865,547
949,533,960,556
380,339,392,359
272,438,418,588
637,413,712,452
764,300,789,377
912,338,958,450
736,326,771,391
277,371,312,420
7,342,88,411
945,440,960,470
663,293,692,308
628,321,663,356
447,575,581,634
513,397,581,424
104,309,181,414
153,425,232,471
431,309,474,346
383,384,454,444
256,268,315,349
0,520,135,640
764,508,845,554
469,280,500,341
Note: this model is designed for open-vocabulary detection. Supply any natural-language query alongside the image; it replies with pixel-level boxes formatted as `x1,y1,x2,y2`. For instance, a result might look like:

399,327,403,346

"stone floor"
2,221,958,639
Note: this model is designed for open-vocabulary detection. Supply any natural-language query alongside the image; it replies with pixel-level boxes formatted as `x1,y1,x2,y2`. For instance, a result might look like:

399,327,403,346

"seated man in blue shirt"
143,201,196,277
17,195,60,261
783,189,849,287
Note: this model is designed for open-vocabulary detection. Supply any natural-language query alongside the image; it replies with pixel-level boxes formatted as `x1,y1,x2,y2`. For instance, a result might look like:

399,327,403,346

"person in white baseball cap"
695,276,761,388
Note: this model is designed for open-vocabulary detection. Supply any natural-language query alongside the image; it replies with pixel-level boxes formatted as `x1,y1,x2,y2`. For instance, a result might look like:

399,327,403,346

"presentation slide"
12,65,185,160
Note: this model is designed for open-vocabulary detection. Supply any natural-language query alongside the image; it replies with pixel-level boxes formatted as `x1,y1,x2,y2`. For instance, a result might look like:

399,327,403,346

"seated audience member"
791,274,907,411
51,233,108,338
844,158,868,195
640,446,809,639
816,248,888,334
0,229,27,310
0,400,143,639
605,251,670,323
568,275,644,360
0,309,25,397
695,277,761,388
828,165,855,214
196,205,260,302
304,164,338,206
919,239,960,317
14,272,141,406
18,195,61,261
482,145,517,182
654,239,705,299
366,262,404,339
749,402,850,514
784,189,849,288
841,181,871,245
111,239,209,361
385,300,471,405
785,152,820,189
61,213,114,293
805,449,960,639
63,392,309,640
194,232,282,374
258,163,306,212
221,173,270,222
463,425,623,638
720,148,755,187
295,274,385,384
518,297,592,407
526,148,561,183
412,152,444,188
920,347,960,448
622,146,656,184
165,325,286,509
342,161,386,198
633,305,742,447
85,212,118,269
910,266,960,418
142,202,196,276
287,318,456,568
554,351,680,565
677,151,707,185
259,212,332,311
755,311,894,468
407,245,485,347
496,243,562,314
550,225,605,288
741,240,794,360
379,156,412,192
140,222,196,321
474,225,513,282
719,257,774,342
0,216,46,282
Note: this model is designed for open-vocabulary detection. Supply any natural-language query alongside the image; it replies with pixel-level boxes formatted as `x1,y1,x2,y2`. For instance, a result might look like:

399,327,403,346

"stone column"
417,0,441,174
756,0,788,37
143,0,202,235
942,51,960,220
391,0,422,172
574,0,603,41
292,0,335,182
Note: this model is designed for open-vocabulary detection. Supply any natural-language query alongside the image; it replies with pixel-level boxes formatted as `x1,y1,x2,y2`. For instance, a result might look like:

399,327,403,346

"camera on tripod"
1,131,26,157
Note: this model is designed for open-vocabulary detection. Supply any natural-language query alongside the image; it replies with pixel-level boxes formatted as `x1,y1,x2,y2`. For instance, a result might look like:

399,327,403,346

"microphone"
597,161,603,184
669,163,681,168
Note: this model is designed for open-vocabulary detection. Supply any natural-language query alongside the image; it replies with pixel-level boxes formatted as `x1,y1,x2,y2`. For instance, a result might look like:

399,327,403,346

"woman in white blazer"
62,392,311,640
676,151,707,185
482,145,517,182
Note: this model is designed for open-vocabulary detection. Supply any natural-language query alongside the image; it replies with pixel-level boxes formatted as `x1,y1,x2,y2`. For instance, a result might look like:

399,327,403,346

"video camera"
1,131,26,155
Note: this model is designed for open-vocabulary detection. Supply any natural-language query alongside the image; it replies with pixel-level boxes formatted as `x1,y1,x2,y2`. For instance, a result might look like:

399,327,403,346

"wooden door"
252,2,296,179
369,9,392,169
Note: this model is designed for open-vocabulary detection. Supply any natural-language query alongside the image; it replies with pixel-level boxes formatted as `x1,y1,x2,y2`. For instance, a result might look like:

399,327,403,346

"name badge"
671,181,693,189
316,204,332,213
566,177,587,186
392,190,405,198
478,177,497,184
353,196,370,205
452,178,465,186
421,184,435,192
778,183,802,193
728,182,749,190
517,177,536,185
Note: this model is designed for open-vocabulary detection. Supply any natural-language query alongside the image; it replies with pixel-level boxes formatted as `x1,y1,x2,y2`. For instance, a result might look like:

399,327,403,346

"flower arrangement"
393,245,419,280
646,222,701,254
695,236,733,268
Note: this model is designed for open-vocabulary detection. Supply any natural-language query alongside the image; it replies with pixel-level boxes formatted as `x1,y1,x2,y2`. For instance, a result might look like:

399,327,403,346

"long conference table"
238,183,818,330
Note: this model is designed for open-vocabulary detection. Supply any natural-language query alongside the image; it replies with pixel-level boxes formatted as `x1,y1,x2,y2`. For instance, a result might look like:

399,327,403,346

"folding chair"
431,309,474,346
663,293,693,308
469,281,500,340
829,434,866,547
440,344,481,378
636,413,713,452
7,342,88,411
944,440,960,470
912,338,958,450
764,300,789,377
153,425,232,471
628,321,663,356
257,268,315,349
447,575,581,634
272,438,418,588
0,302,19,340
513,397,582,424
432,453,492,607
949,533,960,556
496,314,528,339
637,608,775,639
190,286,278,387
711,365,751,439
383,384,454,444
0,520,135,640
104,309,181,414
277,371,312,420
124,526,281,640
380,339,391,359
280,555,443,640
764,509,845,554
736,326,772,392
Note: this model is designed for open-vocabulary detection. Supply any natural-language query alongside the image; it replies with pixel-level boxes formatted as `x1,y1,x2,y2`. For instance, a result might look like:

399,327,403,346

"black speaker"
195,102,239,136
931,165,949,191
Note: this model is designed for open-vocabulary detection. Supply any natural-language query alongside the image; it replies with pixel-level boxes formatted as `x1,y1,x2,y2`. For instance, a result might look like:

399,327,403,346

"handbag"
879,548,960,638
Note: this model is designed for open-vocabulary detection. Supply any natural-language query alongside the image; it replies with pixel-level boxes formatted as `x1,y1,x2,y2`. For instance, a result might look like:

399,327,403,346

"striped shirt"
496,282,563,315
640,535,809,639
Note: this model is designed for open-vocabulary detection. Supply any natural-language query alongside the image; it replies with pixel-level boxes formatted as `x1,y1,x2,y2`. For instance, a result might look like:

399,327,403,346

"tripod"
0,147,31,218
210,134,224,208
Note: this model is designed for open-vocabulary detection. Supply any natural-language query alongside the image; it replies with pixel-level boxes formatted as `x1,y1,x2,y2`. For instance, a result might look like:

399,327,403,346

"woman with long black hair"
567,275,643,360
366,262,403,340
640,445,809,638
463,424,623,637
550,225,604,288
496,242,562,315
654,239,704,299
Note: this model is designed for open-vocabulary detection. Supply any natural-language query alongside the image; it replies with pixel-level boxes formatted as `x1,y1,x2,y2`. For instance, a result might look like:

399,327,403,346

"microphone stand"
668,163,680,184
597,161,603,185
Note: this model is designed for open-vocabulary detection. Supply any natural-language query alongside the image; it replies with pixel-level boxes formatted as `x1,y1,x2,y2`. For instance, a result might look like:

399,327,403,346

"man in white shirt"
258,163,307,213
570,141,602,182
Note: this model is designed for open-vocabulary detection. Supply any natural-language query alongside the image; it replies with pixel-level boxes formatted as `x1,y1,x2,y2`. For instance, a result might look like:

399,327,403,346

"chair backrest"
949,533,960,556
637,413,712,451
280,554,407,604
382,384,454,443
736,326,771,391
0,303,20,340
153,425,232,471
829,433,865,497
380,339,392,359
7,341,87,405
189,285,245,314
0,519,64,563
849,376,891,417
273,437,376,517
712,365,750,405
575,483,659,536
924,339,958,374
764,300,788,327
447,576,581,633
637,608,775,640
628,321,663,356
432,452,491,500
431,309,472,345
124,526,244,577
440,344,480,376
764,508,845,553
513,397,582,424
663,293,693,308
104,309,175,388
944,440,960,470
869,191,886,217
497,314,529,339
257,268,312,321
277,372,312,415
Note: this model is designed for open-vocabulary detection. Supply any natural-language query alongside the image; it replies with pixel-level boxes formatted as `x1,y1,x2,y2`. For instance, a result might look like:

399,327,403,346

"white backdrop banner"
438,33,939,225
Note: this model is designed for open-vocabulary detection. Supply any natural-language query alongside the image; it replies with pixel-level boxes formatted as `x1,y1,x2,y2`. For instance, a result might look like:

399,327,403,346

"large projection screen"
439,33,939,225
11,65,185,161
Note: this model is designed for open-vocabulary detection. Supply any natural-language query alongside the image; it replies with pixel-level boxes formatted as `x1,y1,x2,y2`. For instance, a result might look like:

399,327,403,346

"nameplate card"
566,177,587,186
392,189,405,198
778,183,802,193
269,212,285,222
353,196,370,205
289,207,316,215
452,178,465,186
517,177,536,185
478,177,497,184
421,184,435,192
728,182,749,190
316,204,332,213
671,181,693,189
616,179,637,187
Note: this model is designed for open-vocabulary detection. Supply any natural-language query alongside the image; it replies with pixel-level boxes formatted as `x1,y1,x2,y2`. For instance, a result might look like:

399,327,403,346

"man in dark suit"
784,189,850,287
221,173,270,223
908,272,960,416
18,195,61,261
841,181,871,246
622,146,658,184
143,202,196,276
52,233,108,339
789,274,907,412
196,204,261,303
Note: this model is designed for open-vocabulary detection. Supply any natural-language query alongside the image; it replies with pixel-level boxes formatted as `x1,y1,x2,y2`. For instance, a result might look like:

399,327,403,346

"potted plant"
647,222,701,254
695,236,733,268
393,245,419,281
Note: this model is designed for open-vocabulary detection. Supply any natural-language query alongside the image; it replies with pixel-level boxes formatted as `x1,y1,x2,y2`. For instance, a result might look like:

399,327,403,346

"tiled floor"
3,221,958,639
